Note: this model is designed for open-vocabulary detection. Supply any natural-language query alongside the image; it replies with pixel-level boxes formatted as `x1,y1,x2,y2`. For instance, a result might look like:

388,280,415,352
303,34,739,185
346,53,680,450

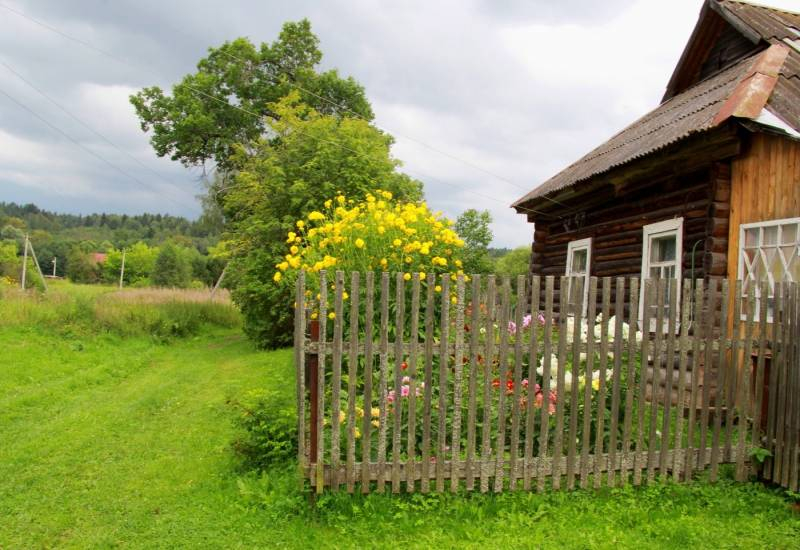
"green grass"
1,286,798,548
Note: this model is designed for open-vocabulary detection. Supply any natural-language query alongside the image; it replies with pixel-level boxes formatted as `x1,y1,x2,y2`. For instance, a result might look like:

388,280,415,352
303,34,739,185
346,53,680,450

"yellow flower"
356,407,365,419
393,238,402,247
286,231,296,243
451,295,458,305
311,312,319,320
328,312,336,320
592,378,601,391
380,258,388,268
342,291,349,300
371,407,380,418
381,190,393,200
290,245,299,254
355,238,365,249
371,419,380,428
273,272,282,282
377,225,385,234
296,220,305,229
324,199,332,208
435,285,442,293
308,211,325,221
403,273,411,281
419,271,426,280
338,410,346,424
405,256,412,264
355,427,361,439
277,261,289,271
337,195,346,205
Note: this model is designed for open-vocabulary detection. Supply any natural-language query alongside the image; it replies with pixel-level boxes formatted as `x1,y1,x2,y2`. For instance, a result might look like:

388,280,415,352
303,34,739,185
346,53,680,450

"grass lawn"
1,285,798,548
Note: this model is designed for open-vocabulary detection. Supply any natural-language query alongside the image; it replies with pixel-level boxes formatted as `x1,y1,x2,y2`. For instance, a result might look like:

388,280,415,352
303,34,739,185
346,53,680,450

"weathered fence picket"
298,272,799,494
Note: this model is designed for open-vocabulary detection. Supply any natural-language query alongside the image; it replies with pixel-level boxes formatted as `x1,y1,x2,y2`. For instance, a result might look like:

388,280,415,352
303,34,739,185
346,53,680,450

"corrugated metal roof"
514,0,800,211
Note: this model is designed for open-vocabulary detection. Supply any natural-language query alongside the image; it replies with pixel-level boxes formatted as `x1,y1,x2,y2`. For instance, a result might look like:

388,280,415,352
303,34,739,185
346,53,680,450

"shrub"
275,190,467,317
232,389,297,470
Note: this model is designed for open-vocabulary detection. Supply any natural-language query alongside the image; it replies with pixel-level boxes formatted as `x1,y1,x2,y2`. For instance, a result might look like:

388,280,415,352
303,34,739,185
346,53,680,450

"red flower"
401,362,408,370
492,378,500,389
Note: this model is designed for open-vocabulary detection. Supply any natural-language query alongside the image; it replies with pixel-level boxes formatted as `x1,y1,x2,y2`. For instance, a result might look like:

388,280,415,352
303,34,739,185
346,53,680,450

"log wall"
529,162,733,315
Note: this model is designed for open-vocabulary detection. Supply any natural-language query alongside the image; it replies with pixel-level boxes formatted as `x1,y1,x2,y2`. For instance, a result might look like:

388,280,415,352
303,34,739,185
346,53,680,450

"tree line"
0,202,224,288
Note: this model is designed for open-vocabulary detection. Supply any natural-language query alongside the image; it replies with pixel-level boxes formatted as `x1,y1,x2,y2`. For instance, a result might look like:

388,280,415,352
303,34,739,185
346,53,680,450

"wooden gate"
294,272,799,494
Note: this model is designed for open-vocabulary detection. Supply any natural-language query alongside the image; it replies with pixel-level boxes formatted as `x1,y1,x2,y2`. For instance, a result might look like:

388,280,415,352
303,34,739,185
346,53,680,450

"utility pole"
21,235,28,290
210,263,228,301
52,257,57,277
119,249,126,289
28,238,48,292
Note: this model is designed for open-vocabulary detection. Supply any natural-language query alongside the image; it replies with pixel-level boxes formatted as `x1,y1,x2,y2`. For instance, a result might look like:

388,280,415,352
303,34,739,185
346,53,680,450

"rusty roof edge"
712,42,790,125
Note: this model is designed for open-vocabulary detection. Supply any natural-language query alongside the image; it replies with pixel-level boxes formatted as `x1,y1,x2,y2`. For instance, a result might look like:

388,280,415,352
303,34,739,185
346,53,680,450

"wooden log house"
513,0,800,405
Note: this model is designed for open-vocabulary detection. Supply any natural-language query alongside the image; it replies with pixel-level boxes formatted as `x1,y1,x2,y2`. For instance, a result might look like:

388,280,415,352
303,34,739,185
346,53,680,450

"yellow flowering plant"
276,190,468,315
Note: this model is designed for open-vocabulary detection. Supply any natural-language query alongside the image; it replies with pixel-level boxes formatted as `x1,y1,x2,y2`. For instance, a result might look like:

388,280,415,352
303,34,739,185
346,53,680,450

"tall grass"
0,281,240,339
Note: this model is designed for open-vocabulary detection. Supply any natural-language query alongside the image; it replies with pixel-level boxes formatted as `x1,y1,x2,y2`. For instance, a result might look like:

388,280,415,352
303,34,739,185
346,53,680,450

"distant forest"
0,202,224,286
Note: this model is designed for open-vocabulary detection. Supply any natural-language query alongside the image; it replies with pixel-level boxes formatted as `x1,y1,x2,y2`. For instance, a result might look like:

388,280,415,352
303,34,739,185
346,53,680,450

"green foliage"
454,209,494,273
152,243,191,288
494,245,531,278
0,240,18,279
65,246,101,284
130,21,373,174
224,94,422,348
231,389,297,470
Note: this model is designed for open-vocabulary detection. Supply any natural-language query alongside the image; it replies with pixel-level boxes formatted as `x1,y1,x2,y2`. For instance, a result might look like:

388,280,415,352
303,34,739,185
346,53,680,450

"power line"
0,59,193,207
215,50,572,212
0,86,189,211
0,2,559,220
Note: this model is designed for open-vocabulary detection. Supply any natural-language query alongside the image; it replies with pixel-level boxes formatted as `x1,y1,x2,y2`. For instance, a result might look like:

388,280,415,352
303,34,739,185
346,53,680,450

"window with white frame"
738,217,800,321
640,218,683,327
565,238,591,316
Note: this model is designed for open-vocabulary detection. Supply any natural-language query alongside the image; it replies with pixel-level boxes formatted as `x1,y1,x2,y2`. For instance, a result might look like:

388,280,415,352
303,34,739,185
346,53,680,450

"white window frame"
565,237,592,317
640,217,683,329
737,216,800,322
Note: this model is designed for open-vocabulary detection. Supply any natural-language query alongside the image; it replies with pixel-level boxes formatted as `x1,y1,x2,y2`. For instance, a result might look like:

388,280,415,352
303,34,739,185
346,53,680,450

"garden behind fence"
293,271,800,495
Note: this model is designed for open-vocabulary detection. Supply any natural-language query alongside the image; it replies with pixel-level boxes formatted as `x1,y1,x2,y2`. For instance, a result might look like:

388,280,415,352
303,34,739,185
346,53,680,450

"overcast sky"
1,0,796,247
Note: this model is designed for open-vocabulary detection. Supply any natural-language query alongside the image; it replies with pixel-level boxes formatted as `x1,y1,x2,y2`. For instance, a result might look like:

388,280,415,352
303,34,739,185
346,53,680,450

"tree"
66,246,100,284
494,246,532,278
152,244,191,288
454,209,494,274
130,20,373,175
223,94,423,348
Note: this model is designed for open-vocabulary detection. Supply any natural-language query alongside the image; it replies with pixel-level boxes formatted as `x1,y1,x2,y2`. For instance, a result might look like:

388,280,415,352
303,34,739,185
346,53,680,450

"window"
640,218,683,327
565,238,591,316
738,217,800,321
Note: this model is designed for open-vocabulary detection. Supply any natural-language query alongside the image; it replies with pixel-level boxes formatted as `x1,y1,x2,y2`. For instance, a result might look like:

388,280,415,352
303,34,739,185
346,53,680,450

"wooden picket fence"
293,271,800,494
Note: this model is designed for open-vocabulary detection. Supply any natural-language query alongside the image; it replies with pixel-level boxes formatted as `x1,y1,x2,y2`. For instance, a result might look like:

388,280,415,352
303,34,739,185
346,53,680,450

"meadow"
1,282,798,548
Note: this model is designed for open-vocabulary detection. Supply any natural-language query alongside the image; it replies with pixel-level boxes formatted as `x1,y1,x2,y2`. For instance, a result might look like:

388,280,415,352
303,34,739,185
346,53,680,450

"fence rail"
294,272,800,494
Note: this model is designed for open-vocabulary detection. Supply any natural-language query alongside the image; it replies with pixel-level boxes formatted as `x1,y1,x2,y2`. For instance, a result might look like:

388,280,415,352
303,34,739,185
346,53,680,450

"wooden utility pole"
27,238,47,292
21,235,28,290
119,249,126,289
210,263,227,300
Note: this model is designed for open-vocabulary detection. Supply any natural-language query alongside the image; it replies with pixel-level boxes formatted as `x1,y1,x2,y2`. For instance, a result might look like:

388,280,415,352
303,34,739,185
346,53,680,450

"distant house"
513,0,799,324
91,252,108,264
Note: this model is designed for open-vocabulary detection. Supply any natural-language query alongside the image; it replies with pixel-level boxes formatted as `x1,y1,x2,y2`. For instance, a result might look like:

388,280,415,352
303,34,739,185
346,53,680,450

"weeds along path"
0,325,295,547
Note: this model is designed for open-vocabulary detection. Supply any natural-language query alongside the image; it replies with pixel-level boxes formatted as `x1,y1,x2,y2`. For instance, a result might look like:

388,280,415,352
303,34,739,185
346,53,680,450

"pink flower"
401,385,410,398
522,314,532,328
508,321,517,334
522,378,529,388
387,389,396,403
402,375,411,384
538,312,546,325
534,383,541,393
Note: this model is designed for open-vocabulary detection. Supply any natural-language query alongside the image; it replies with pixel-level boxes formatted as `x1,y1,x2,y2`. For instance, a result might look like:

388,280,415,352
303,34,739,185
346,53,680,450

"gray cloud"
6,0,790,246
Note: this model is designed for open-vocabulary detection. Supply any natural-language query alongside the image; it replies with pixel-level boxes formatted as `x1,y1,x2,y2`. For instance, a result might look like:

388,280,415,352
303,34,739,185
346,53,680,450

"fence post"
307,317,320,500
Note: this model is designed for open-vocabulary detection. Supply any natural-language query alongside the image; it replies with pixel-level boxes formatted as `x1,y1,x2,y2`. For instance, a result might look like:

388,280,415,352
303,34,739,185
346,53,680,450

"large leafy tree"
454,209,494,274
223,94,422,348
130,20,373,174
